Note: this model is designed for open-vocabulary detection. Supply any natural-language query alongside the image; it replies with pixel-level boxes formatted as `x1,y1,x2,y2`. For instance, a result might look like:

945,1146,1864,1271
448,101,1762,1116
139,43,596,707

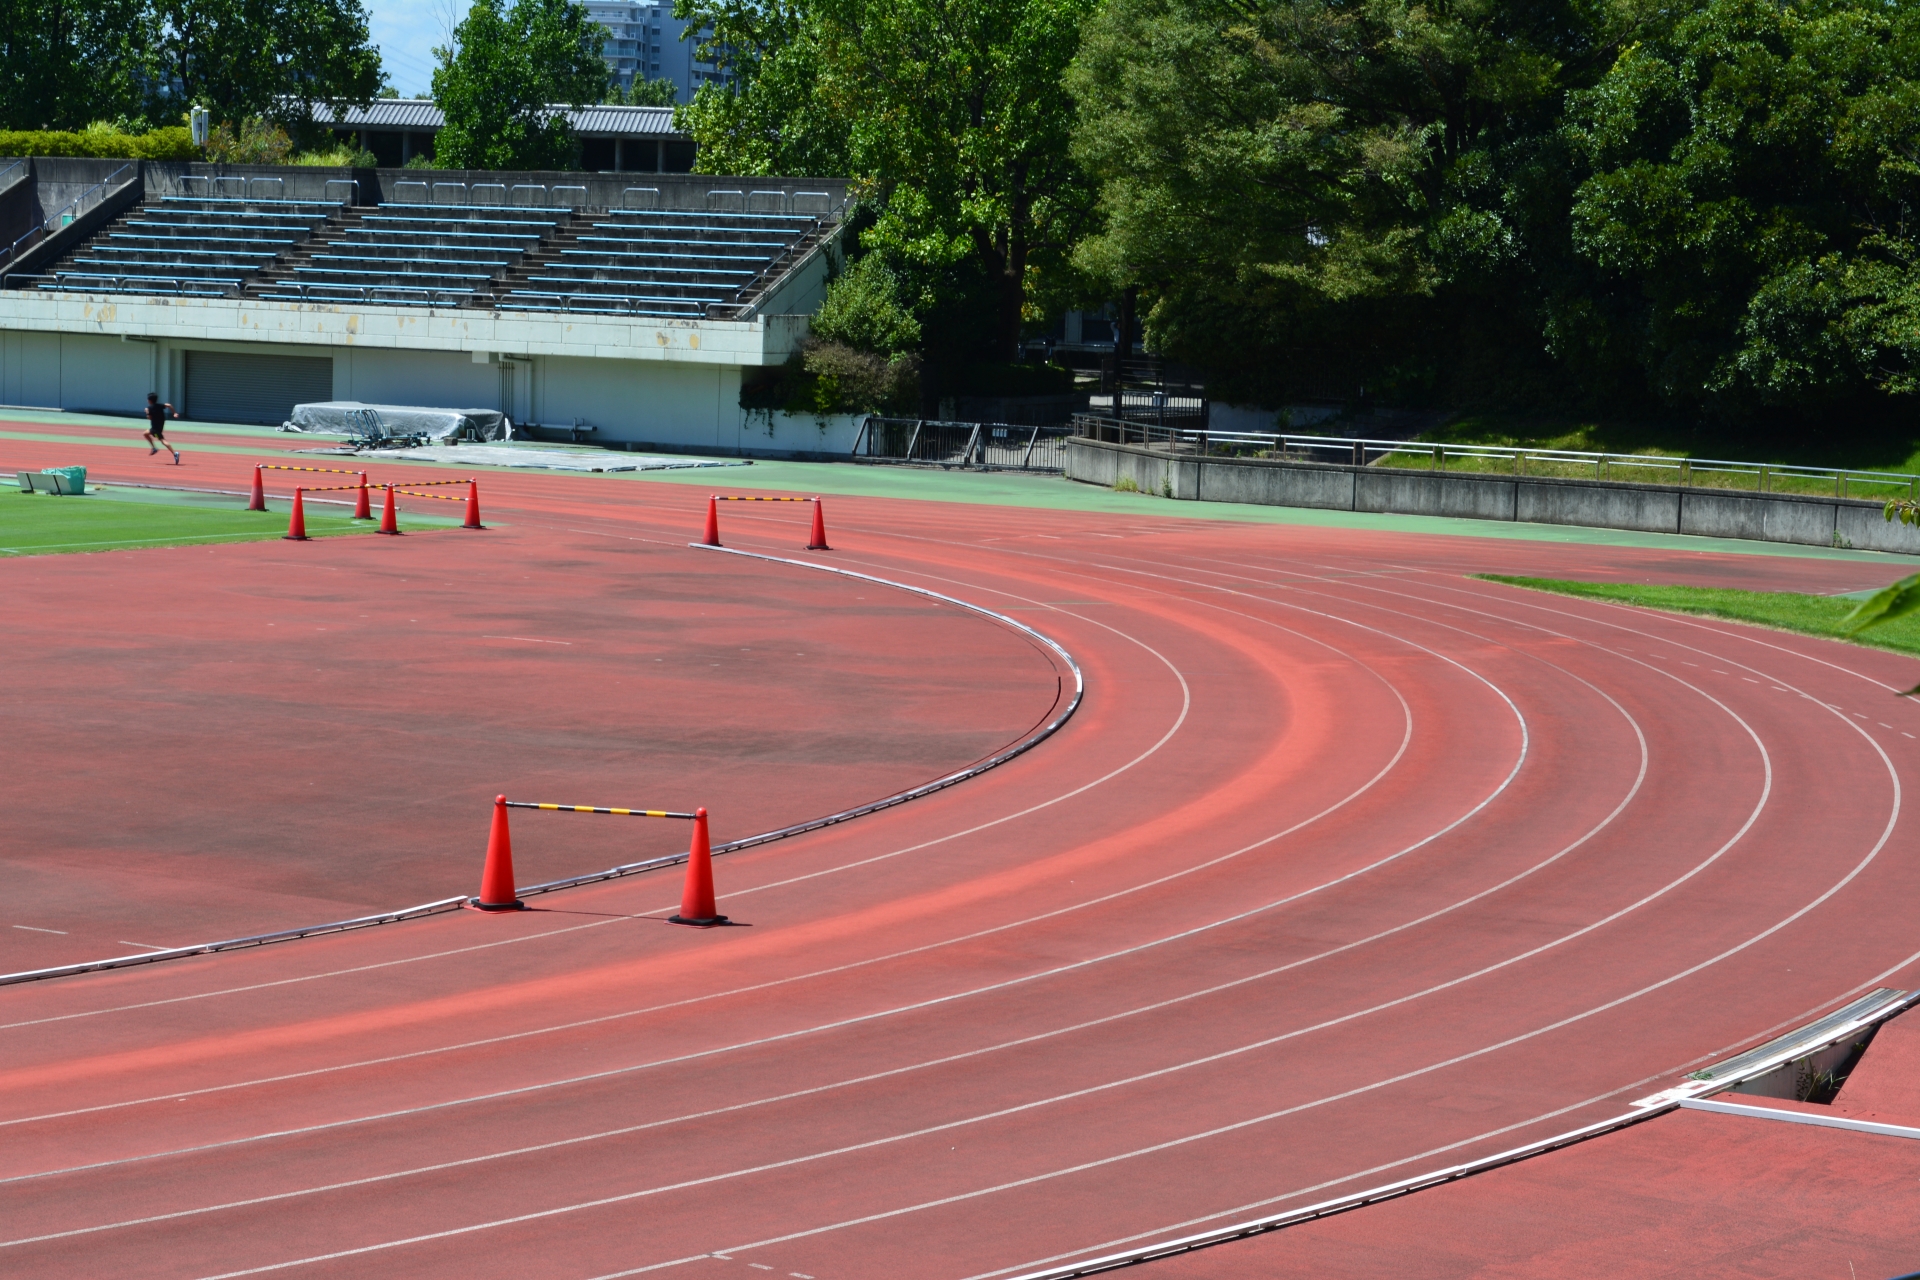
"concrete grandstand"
0,158,850,455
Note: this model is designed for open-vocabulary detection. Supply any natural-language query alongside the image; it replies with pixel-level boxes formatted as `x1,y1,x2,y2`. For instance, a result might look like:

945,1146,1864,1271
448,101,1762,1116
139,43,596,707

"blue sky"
365,1,460,98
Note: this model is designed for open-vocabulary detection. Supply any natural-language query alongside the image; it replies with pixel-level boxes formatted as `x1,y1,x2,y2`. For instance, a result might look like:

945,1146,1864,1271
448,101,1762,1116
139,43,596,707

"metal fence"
855,418,1077,471
1075,415,1920,503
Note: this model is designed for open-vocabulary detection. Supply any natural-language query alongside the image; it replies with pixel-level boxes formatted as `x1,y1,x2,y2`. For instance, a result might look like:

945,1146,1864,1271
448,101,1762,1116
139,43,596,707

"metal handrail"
323,178,359,205
0,162,134,267
620,186,659,210
0,159,25,189
510,184,548,207
1074,416,1920,500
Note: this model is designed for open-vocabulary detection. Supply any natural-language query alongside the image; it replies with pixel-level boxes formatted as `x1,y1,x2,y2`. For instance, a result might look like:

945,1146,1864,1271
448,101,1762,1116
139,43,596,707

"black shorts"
146,422,166,438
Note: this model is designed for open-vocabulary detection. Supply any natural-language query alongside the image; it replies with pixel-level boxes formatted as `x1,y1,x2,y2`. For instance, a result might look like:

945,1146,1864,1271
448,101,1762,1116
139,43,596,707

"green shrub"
740,339,921,415
203,119,293,165
812,254,921,356
293,145,379,167
403,153,437,169
0,126,196,160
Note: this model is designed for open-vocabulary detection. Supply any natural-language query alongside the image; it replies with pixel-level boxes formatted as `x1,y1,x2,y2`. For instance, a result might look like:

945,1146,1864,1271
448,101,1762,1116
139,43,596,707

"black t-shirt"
146,403,166,430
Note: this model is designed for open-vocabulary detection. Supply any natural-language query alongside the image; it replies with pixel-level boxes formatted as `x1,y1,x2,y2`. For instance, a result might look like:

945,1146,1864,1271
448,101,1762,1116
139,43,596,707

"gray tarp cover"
285,402,509,441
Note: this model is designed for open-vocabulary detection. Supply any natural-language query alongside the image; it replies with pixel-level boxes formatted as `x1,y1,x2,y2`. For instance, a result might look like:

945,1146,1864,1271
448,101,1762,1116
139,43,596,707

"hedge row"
0,128,198,161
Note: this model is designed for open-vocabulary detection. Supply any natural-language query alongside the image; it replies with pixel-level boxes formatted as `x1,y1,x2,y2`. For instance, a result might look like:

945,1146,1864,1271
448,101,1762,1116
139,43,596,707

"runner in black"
143,393,180,464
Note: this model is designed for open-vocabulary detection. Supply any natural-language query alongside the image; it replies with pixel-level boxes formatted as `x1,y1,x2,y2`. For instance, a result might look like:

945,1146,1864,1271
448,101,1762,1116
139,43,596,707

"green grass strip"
0,487,370,556
1476,574,1920,657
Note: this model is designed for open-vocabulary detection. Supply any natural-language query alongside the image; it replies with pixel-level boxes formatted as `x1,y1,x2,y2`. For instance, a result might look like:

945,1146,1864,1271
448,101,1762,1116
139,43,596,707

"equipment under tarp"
282,402,510,443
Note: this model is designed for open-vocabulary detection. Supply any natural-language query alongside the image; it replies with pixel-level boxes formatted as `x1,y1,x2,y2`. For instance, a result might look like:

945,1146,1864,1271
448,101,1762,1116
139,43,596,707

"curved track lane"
3,442,1919,1279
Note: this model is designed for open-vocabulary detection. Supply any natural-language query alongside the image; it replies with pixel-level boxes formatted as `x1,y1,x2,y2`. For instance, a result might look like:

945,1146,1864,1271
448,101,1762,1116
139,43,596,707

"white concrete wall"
0,289,835,451
1,330,155,415
0,323,859,457
0,290,792,367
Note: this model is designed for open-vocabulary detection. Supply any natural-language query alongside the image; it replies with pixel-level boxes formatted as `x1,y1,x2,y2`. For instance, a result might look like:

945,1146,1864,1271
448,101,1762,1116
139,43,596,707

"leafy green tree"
812,253,921,355
433,0,610,169
1068,0,1646,404
672,0,848,176
1560,0,1920,416
0,0,154,130
609,76,678,106
676,0,1092,362
152,0,383,134
816,0,1097,361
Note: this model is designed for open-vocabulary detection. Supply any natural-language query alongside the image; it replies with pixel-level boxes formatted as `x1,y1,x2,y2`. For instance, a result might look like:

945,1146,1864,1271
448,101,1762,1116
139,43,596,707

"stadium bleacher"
24,193,834,316
496,209,820,317
37,196,339,297
251,204,570,306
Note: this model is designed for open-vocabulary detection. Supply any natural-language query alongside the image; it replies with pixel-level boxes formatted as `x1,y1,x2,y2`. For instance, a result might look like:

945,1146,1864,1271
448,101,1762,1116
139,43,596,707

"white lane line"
965,941,1920,1280
117,943,173,952
189,775,1895,1280
2,682,1634,1242
9,560,1487,1164
10,926,66,935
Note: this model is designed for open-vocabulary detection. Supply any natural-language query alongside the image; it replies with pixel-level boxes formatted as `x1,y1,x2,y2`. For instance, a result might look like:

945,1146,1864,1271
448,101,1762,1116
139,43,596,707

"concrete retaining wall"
1066,437,1920,555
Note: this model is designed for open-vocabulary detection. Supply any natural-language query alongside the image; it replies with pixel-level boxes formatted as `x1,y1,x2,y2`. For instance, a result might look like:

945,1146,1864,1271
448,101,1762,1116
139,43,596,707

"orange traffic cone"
377,484,399,535
283,487,309,540
669,808,726,926
248,465,266,511
473,795,524,911
806,497,829,550
353,472,371,520
701,495,720,546
463,479,484,529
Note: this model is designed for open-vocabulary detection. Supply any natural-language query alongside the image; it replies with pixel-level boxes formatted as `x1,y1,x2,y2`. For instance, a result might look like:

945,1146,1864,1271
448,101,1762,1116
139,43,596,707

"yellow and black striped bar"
298,483,365,493
713,495,818,502
392,489,466,503
259,464,365,476
505,801,697,819
392,478,471,487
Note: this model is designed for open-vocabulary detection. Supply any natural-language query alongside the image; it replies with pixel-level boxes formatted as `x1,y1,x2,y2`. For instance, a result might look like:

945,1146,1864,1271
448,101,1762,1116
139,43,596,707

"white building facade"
584,2,730,101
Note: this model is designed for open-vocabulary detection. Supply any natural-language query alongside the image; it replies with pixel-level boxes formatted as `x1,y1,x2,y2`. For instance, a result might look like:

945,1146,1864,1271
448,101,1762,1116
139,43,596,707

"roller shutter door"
185,352,333,425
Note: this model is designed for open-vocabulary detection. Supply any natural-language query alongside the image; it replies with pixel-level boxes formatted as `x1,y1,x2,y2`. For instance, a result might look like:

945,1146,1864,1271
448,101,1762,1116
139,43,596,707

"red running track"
3,434,1920,1278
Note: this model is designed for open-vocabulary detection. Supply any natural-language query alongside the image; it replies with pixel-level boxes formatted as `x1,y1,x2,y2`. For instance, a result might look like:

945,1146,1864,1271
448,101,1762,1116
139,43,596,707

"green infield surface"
0,484,374,556
1479,573,1920,658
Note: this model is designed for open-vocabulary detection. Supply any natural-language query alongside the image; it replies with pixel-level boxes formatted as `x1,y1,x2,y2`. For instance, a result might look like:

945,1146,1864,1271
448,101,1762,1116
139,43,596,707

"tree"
1068,0,1647,404
608,76,678,106
673,0,849,177
433,0,610,170
0,0,154,130
1559,0,1920,416
151,0,383,134
814,0,1098,361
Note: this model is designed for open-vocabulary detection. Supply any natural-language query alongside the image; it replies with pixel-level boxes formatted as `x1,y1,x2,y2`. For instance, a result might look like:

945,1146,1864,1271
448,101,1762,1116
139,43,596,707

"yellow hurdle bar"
505,800,696,819
713,495,817,502
259,464,364,476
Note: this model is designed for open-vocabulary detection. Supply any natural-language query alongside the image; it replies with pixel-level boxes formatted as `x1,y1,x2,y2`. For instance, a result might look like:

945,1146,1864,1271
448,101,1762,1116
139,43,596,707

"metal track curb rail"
993,987,1914,1280
0,546,1082,985
506,543,1085,901
0,897,469,988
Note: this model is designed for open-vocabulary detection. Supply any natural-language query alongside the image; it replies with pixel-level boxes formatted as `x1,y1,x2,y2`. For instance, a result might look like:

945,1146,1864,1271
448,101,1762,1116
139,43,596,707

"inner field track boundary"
0,551,1081,989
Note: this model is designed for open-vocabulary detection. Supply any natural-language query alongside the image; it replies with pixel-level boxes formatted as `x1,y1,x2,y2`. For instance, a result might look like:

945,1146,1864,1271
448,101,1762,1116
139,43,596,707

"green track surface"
6,413,1920,565
1478,574,1920,658
0,485,371,556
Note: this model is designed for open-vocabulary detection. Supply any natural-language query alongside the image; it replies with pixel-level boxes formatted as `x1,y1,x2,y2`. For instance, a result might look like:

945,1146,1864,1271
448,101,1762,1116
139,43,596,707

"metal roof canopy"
302,100,683,140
